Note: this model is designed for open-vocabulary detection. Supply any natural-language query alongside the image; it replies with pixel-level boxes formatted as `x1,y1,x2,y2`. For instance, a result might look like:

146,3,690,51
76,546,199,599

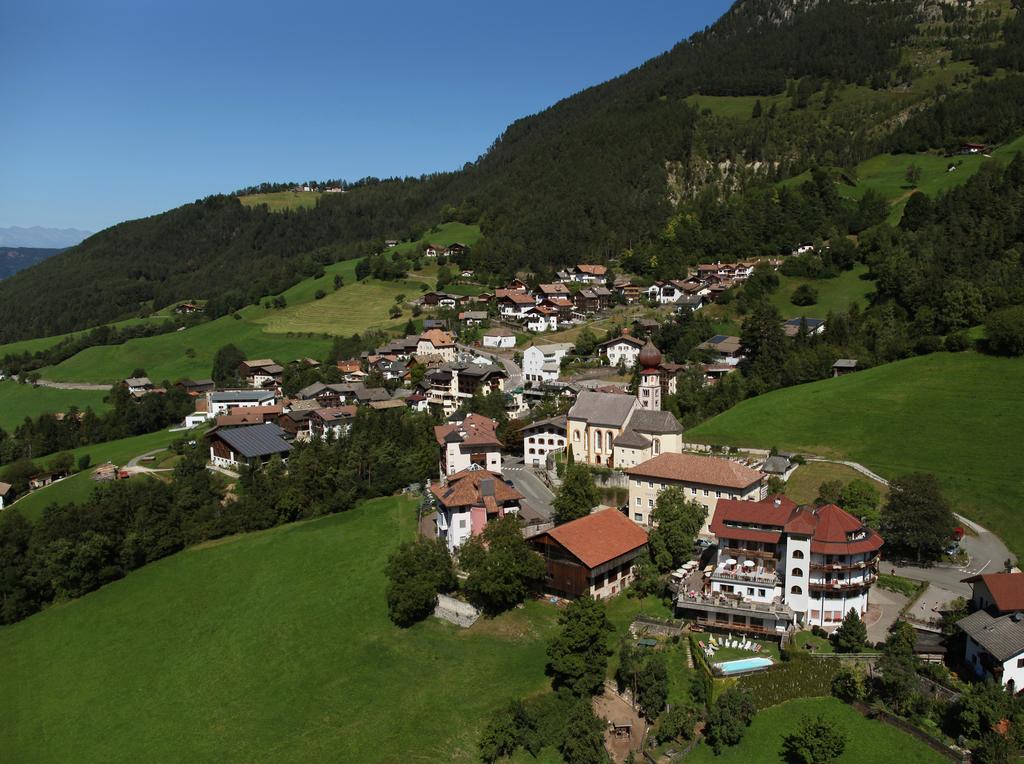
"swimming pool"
715,656,774,675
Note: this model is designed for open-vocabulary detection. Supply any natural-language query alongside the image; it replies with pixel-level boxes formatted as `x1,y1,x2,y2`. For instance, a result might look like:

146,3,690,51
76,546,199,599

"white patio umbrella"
725,558,737,566
743,560,756,568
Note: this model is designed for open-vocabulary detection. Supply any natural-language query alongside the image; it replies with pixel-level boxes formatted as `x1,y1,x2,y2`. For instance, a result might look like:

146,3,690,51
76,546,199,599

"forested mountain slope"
0,248,62,281
0,0,1021,342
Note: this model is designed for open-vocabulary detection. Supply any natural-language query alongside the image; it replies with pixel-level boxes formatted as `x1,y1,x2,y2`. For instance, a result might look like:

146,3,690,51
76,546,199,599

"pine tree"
553,463,599,525
834,608,867,653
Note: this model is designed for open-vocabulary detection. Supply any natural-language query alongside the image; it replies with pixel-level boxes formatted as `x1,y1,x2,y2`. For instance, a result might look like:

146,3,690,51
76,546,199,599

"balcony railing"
810,556,880,572
711,568,779,586
808,575,877,592
721,546,778,560
677,591,795,618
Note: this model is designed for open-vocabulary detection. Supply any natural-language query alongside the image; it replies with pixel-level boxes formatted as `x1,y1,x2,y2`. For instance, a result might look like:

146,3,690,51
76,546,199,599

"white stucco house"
522,343,572,383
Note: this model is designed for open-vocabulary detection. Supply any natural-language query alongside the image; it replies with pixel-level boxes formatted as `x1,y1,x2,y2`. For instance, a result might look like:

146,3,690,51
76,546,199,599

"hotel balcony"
676,591,795,634
720,545,778,560
810,556,880,572
807,574,877,592
711,565,779,587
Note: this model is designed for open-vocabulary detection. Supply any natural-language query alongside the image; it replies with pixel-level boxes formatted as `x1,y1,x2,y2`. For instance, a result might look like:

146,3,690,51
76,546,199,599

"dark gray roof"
613,429,652,449
211,390,276,403
762,455,792,474
567,391,636,428
355,386,391,402
520,415,567,435
832,358,858,368
958,610,1024,662
597,335,644,350
214,424,292,458
627,409,683,435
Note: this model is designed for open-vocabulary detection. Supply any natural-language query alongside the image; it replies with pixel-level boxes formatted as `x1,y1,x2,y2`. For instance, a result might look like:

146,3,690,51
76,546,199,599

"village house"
459,310,488,326
422,359,507,415
695,335,743,366
614,279,641,303
276,407,315,440
530,508,649,600
174,301,203,314
430,469,523,552
832,359,857,377
523,305,559,332
214,404,284,429
520,415,567,467
783,317,827,337
0,481,12,509
423,243,444,258
574,286,612,313
445,242,468,258
569,264,608,284
308,405,359,439
482,326,516,349
416,329,456,362
676,496,883,634
959,573,1024,689
434,412,503,477
207,389,277,416
238,359,284,388
175,378,216,396
123,376,154,395
522,343,572,384
207,423,292,470
625,452,766,531
498,291,537,318
535,283,571,301
420,291,463,309
597,332,644,368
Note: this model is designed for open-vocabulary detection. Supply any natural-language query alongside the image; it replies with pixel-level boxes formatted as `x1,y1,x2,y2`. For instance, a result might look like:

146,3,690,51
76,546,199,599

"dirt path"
34,379,110,390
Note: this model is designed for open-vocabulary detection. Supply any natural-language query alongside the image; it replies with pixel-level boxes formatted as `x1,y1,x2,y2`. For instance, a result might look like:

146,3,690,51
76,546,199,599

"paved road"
503,457,554,520
457,343,522,389
34,379,111,391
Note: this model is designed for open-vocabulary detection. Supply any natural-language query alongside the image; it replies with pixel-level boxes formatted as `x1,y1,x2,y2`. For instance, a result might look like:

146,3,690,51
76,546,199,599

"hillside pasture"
8,427,193,522
768,264,873,318
687,352,1024,555
0,380,111,431
0,496,560,762
237,190,322,211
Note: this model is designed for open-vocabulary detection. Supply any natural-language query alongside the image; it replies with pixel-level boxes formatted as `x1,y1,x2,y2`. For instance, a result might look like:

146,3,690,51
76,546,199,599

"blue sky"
1,1,732,232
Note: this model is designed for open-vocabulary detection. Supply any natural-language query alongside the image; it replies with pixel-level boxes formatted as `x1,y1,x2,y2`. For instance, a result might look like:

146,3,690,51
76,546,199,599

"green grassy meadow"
0,315,172,361
30,222,483,383
0,496,563,762
0,380,111,431
687,697,944,763
237,190,322,211
9,428,192,522
784,461,889,507
768,265,873,318
687,352,1024,555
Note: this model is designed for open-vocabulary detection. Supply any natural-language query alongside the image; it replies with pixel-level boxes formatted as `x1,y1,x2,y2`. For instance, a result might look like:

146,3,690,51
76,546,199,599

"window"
792,549,804,559
654,439,660,455
573,431,579,441
715,491,721,498
758,589,766,597
746,587,754,595
791,568,804,577
648,499,654,508
790,586,803,595
635,497,641,506
595,431,602,450
459,519,467,529
634,513,643,522
703,489,709,497
528,448,535,455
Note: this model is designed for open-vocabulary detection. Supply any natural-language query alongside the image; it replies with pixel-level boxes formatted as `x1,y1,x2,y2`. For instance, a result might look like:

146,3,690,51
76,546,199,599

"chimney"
773,497,781,509
480,478,495,498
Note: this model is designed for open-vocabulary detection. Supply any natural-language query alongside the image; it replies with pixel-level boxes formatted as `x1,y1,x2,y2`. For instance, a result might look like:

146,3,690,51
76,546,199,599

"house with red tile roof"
416,329,456,362
530,508,649,599
434,412,503,477
429,469,524,552
962,572,1024,616
676,495,883,635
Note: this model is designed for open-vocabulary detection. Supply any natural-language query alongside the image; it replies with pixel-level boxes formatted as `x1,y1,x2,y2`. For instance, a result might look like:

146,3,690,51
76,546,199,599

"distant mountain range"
0,247,65,281
0,226,92,249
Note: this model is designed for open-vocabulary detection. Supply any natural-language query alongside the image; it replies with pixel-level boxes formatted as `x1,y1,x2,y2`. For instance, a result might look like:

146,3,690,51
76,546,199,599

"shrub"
781,715,847,764
985,305,1024,356
944,330,970,352
314,289,326,300
791,284,818,306
831,665,866,703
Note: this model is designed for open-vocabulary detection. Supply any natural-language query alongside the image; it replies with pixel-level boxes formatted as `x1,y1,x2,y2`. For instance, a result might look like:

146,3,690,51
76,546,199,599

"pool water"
715,656,774,674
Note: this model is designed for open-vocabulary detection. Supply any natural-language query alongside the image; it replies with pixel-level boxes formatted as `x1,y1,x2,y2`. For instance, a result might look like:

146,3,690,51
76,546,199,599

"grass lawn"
686,93,788,120
791,630,835,654
8,428,192,522
768,265,874,319
784,462,889,506
686,352,1024,556
0,495,566,762
237,190,321,211
0,315,172,361
687,697,945,763
0,380,111,430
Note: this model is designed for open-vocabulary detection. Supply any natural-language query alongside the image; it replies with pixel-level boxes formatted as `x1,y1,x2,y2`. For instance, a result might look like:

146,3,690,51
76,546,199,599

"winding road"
457,343,522,389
